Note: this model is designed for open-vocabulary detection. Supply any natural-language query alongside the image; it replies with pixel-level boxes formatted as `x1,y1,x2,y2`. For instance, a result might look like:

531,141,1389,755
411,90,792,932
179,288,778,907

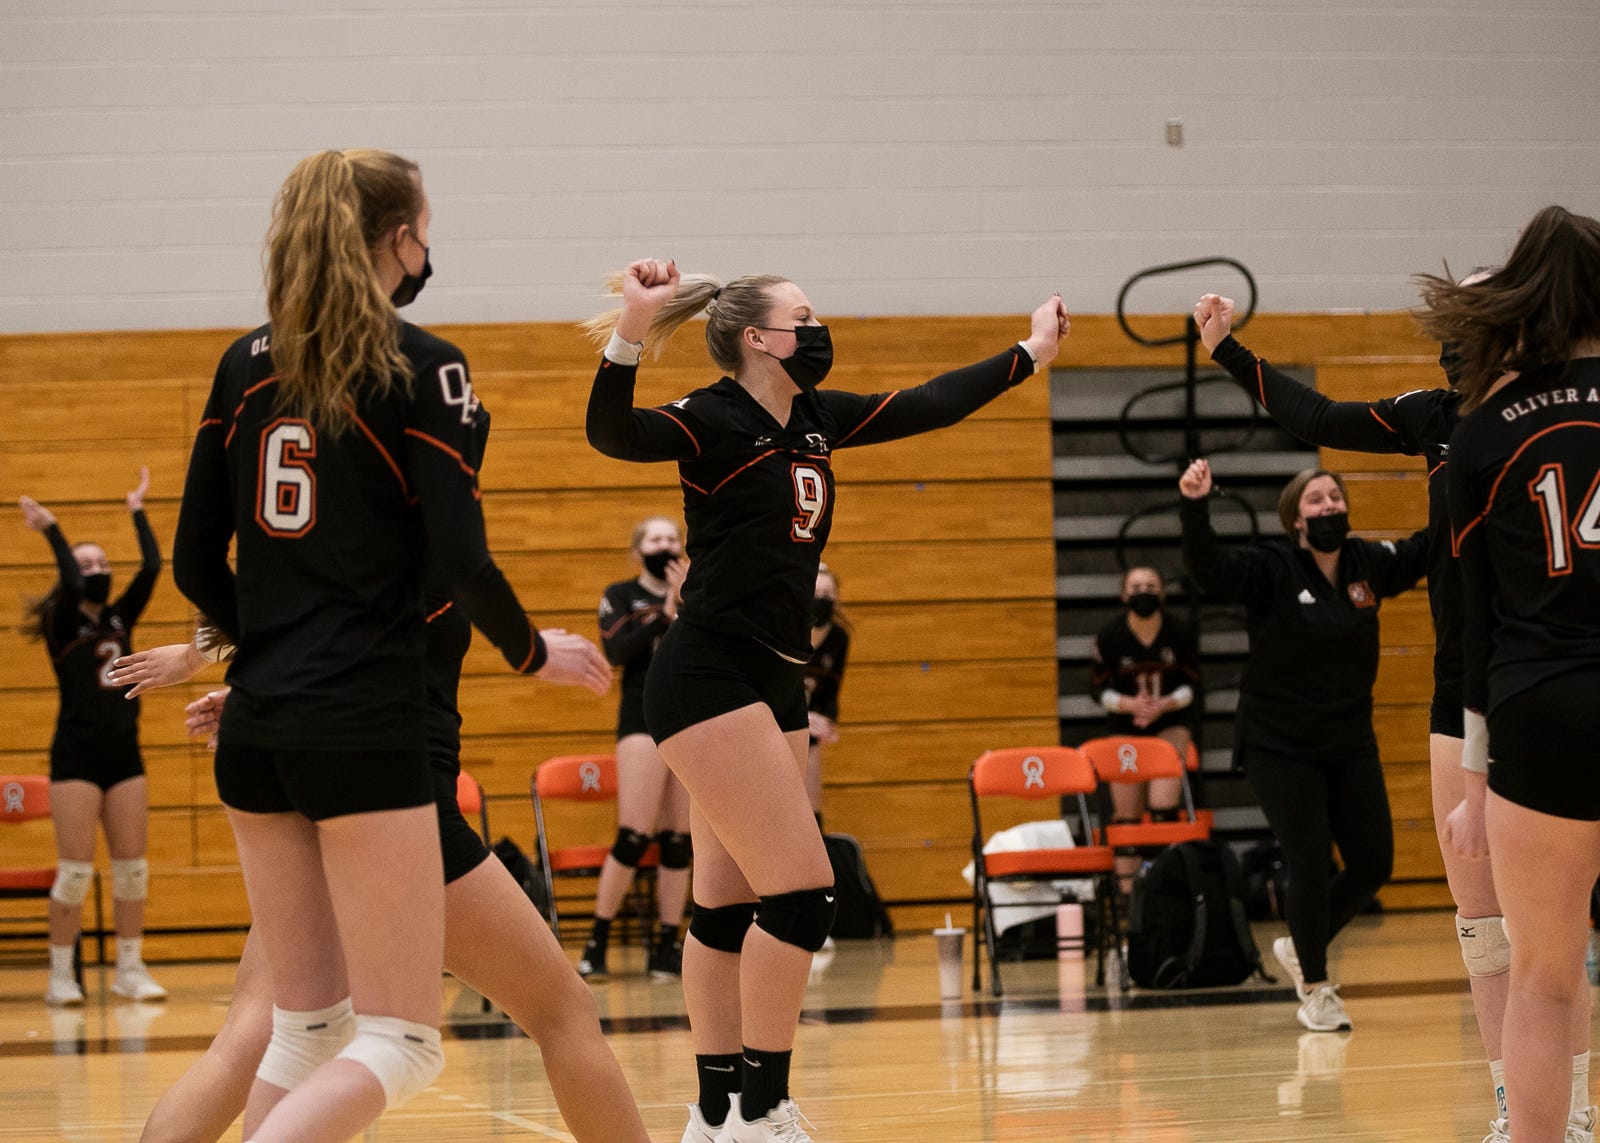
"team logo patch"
2,782,24,816
1020,755,1046,790
1118,743,1140,774
578,762,603,793
1347,581,1376,608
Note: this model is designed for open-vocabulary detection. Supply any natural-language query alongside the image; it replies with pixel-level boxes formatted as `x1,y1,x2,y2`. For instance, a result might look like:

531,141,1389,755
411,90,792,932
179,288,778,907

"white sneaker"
1273,936,1306,1000
1296,982,1351,1033
718,1098,813,1142
681,1100,724,1143
110,963,168,1002
1480,1116,1509,1143
44,976,84,1007
1568,1105,1598,1142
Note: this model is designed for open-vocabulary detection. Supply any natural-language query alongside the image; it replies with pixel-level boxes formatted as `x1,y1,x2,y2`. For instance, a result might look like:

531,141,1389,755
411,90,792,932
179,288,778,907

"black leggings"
1239,739,1393,984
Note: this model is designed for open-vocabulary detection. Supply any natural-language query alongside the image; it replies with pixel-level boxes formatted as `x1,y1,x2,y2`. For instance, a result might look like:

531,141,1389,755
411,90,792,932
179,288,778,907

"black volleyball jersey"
1088,611,1200,731
1213,336,1463,703
1448,359,1600,717
41,511,161,750
804,623,850,722
599,578,671,702
587,345,1034,661
1181,496,1428,752
174,321,543,751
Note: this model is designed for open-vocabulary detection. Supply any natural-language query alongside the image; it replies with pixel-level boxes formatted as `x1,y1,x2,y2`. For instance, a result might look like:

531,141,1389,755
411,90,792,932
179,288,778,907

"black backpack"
492,836,552,923
1126,840,1270,989
823,833,893,939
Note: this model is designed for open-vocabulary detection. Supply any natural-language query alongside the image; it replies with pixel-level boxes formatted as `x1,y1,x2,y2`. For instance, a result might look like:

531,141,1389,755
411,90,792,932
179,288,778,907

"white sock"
1489,1058,1507,1120
116,937,142,970
48,944,75,981
1574,1051,1591,1120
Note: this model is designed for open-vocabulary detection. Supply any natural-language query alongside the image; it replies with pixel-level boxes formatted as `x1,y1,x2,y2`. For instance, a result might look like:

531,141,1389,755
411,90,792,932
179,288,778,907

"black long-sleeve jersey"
598,577,671,729
41,511,161,753
1213,335,1462,707
1181,496,1428,753
1088,611,1200,736
173,322,544,752
1448,359,1600,718
587,345,1034,662
804,623,850,722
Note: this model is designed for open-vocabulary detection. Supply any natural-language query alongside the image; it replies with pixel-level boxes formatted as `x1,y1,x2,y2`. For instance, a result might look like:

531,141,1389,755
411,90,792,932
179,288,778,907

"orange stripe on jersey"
1255,361,1266,406
602,606,659,639
517,620,541,673
650,408,701,455
404,428,478,478
424,600,454,624
225,376,280,448
1427,460,1447,481
711,449,780,495
348,407,412,500
837,392,900,446
680,475,711,496
1368,406,1400,436
198,418,222,430
1452,419,1600,555
1007,354,1019,383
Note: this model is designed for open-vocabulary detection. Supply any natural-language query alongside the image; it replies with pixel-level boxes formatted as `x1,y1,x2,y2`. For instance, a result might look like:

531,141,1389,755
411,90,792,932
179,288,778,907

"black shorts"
1488,667,1600,821
429,761,491,885
616,687,650,740
643,621,809,744
50,737,144,791
1429,678,1465,739
215,741,433,822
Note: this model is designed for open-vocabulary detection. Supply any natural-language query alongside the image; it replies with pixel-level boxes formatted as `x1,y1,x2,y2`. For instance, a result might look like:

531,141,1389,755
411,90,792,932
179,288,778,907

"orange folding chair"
969,747,1120,996
455,769,490,844
1080,736,1213,855
530,754,658,945
0,775,94,984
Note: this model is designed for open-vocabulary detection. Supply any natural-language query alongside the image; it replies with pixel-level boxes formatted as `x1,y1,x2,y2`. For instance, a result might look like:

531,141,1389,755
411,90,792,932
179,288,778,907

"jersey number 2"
1529,463,1600,575
791,464,827,542
257,418,318,538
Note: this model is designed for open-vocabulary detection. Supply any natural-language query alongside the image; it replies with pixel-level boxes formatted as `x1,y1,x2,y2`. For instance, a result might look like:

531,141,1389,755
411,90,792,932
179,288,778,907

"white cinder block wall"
2,0,1597,333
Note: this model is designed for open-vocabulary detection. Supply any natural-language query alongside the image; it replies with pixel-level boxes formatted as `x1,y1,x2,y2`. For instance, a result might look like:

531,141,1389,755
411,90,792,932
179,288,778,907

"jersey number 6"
791,463,828,542
257,418,318,538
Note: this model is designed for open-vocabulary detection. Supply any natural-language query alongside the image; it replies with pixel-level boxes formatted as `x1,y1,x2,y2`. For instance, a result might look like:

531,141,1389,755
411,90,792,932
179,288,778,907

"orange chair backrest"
970,747,1096,800
455,770,483,815
534,755,619,802
1081,736,1185,784
0,775,50,824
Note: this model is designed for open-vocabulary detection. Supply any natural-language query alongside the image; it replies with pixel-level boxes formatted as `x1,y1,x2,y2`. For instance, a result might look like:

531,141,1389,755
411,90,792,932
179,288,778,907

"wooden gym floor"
0,911,1591,1142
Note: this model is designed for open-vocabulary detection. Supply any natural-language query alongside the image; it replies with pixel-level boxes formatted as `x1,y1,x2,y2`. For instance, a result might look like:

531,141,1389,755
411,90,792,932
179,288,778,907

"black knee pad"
689,901,757,953
656,830,692,870
755,886,837,953
610,827,652,868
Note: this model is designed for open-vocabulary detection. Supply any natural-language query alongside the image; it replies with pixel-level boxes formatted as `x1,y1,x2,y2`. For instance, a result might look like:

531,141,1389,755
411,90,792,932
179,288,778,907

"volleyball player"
1423,204,1600,1143
1087,566,1199,891
802,563,848,826
579,516,693,982
170,149,603,1143
1191,288,1591,1138
585,257,1068,1142
1180,460,1426,1033
18,469,166,1006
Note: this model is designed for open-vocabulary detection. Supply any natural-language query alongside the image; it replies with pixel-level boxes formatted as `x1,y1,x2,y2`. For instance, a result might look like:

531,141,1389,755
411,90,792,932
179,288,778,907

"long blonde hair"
582,272,791,373
265,149,422,435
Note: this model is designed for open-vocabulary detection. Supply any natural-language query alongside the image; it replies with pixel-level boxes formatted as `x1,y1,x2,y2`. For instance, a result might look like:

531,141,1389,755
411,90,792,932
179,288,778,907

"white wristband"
604,331,644,367
1462,709,1489,774
1015,341,1039,375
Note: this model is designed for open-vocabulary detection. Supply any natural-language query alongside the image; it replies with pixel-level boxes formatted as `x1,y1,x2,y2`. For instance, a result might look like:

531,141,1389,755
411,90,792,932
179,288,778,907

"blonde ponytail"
583,272,790,374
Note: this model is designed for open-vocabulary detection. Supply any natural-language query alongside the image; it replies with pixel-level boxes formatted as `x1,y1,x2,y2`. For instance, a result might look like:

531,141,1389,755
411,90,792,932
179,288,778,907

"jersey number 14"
1529,462,1600,575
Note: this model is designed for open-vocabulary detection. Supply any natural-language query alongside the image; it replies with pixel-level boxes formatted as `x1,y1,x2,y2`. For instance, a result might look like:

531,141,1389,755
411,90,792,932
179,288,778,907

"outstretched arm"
115,468,163,625
1177,459,1268,604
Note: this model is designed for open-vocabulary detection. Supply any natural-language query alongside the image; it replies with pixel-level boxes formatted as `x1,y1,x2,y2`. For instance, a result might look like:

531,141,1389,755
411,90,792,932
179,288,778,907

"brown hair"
20,541,96,641
1277,469,1349,536
583,273,792,373
1414,205,1600,411
265,149,423,435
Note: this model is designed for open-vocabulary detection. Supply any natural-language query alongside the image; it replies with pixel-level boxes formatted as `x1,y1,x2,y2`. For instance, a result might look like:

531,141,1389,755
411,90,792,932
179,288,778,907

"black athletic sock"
696,1053,742,1126
587,917,612,952
740,1047,793,1121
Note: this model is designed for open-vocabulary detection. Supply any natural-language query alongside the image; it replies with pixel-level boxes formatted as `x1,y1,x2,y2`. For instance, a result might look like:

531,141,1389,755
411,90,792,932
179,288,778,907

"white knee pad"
50,860,94,906
334,1014,444,1109
110,857,148,902
1457,913,1511,978
255,999,356,1092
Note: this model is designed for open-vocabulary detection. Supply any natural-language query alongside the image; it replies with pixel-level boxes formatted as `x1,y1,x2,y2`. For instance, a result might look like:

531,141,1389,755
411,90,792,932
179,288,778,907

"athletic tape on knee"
656,829,692,870
609,827,652,868
689,900,756,953
50,860,94,906
255,998,356,1092
334,1014,444,1109
110,857,148,902
1457,914,1511,978
755,886,837,953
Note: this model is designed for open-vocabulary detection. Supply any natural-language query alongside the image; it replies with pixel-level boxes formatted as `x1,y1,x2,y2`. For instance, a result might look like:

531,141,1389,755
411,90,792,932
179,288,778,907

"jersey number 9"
257,418,318,538
791,463,827,542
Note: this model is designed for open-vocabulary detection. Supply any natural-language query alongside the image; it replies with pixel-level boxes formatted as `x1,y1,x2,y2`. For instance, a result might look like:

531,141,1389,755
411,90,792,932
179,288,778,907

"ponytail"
583,272,790,374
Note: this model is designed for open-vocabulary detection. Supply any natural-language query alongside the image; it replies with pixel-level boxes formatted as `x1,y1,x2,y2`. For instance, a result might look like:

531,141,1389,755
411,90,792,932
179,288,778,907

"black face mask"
1304,512,1351,553
641,549,676,580
1126,591,1161,618
82,573,111,604
763,324,833,390
811,596,835,626
1439,341,1464,389
390,246,432,308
